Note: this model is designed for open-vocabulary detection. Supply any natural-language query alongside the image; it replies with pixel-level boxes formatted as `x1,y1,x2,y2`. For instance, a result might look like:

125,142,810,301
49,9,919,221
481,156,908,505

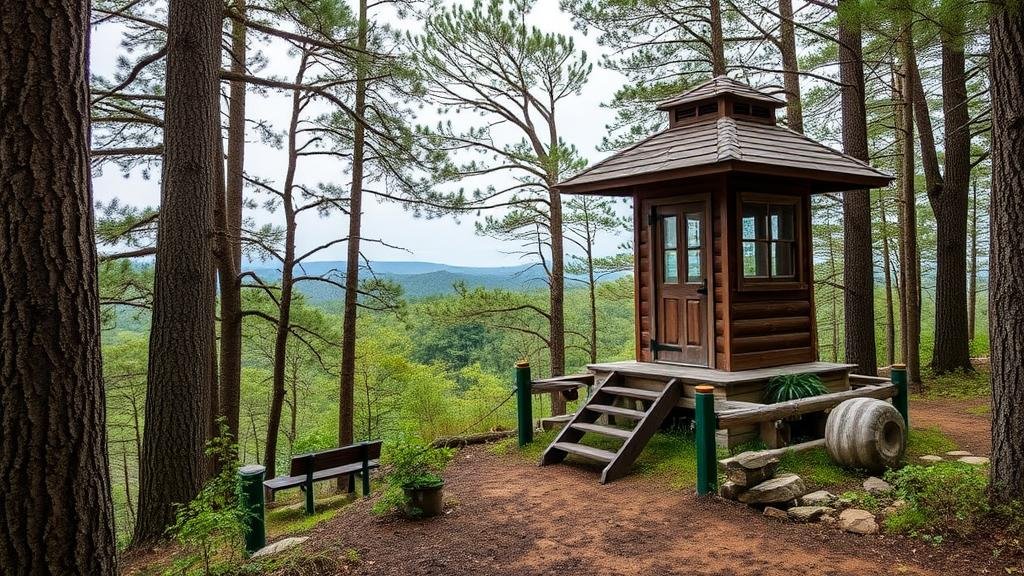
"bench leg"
361,467,370,498
347,473,356,495
304,480,315,515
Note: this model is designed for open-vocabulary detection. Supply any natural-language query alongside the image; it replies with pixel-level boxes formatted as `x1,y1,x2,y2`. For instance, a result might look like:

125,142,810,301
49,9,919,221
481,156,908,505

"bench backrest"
289,440,383,477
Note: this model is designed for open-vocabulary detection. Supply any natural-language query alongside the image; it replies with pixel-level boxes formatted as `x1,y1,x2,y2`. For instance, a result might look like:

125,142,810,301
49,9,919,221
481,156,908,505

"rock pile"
717,450,891,536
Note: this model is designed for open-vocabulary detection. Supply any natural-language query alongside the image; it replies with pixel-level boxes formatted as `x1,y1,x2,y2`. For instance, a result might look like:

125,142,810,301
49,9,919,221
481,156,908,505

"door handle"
696,278,708,295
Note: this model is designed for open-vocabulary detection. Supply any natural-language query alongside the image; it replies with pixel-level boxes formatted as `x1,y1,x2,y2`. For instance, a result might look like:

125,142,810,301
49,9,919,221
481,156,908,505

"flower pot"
403,481,444,518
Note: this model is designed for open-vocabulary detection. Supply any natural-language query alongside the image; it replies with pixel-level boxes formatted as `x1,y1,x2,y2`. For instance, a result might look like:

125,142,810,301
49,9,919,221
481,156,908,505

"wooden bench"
263,440,382,514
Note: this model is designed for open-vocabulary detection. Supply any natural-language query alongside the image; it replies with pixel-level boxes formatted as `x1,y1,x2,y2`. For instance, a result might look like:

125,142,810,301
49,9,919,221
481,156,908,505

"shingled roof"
655,75,785,110
558,79,893,194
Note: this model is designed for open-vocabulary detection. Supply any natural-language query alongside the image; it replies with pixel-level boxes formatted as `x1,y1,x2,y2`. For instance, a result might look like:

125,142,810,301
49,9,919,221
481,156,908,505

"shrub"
372,437,454,517
884,462,990,538
763,373,828,403
167,420,249,575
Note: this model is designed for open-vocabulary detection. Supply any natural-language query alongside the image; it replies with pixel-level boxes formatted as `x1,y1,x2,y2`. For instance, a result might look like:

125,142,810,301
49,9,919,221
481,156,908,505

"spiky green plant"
763,373,828,404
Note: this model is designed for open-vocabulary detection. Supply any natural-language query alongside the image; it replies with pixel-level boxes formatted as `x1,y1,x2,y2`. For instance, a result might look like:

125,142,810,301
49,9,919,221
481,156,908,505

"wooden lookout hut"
538,77,896,482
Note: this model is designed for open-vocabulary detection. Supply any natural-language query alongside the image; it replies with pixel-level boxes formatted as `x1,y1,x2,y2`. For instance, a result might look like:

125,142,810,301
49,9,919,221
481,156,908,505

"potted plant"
373,437,454,518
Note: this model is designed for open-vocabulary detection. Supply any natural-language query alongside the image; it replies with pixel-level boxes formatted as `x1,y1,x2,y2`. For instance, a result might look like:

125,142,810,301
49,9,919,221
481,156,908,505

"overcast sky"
90,0,635,267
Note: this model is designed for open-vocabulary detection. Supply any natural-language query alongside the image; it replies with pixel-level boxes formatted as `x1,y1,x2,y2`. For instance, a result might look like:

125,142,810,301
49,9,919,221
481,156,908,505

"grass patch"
916,368,990,399
266,492,355,538
906,427,958,459
778,447,864,488
966,404,991,415
883,461,990,539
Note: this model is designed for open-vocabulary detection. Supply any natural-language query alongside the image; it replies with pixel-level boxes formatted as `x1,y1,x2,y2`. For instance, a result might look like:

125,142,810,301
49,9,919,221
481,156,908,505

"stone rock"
819,514,838,526
251,537,309,559
958,456,990,465
788,506,833,522
720,451,780,488
763,506,790,520
946,450,973,457
919,455,943,463
882,499,907,517
838,509,879,535
800,490,837,506
738,474,807,505
719,481,744,501
863,476,892,495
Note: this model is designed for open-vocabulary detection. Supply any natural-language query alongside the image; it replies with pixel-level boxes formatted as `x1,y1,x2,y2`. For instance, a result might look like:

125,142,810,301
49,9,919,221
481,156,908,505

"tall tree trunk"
549,186,567,414
340,0,368,454
0,1,118,570
709,0,727,76
930,30,973,373
898,25,922,388
878,193,897,366
968,178,978,342
893,62,909,368
265,56,305,484
218,0,248,441
586,237,598,364
988,0,1024,504
133,0,220,544
838,0,878,375
778,0,803,133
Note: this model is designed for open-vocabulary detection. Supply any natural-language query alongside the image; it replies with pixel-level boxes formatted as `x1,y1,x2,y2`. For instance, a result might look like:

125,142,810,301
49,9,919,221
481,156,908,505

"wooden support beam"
716,384,896,428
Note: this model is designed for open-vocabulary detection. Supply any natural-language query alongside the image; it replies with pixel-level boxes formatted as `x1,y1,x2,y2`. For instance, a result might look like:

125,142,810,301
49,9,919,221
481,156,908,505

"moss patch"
777,447,864,488
266,492,355,539
916,368,990,399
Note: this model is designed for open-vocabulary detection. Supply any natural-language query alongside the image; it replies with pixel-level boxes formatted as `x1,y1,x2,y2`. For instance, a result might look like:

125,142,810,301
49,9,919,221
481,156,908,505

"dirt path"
302,443,1016,576
911,396,992,455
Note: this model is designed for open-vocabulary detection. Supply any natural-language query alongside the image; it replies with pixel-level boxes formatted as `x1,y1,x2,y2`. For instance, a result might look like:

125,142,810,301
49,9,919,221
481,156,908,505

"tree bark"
929,31,973,373
898,25,922,388
988,0,1024,504
133,0,220,544
968,179,978,342
838,0,878,375
0,1,119,571
340,0,368,454
549,186,567,414
878,193,897,366
265,54,306,485
778,0,803,133
709,0,727,76
218,0,248,440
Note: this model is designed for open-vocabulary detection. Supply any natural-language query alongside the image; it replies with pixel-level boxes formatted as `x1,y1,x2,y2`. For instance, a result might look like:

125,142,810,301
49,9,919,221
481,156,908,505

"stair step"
586,404,647,420
602,386,660,401
551,442,617,463
570,422,633,439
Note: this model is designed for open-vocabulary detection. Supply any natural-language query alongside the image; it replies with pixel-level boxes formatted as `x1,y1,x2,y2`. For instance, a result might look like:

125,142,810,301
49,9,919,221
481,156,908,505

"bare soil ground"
912,396,992,455
293,398,1017,576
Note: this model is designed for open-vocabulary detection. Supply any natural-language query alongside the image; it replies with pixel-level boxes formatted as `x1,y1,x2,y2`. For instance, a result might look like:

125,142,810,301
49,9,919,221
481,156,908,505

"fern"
763,373,828,404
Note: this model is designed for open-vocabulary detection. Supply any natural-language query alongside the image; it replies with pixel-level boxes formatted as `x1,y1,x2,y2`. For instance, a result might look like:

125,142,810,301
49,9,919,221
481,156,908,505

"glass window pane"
663,216,677,249
771,204,796,241
686,212,702,248
743,241,770,278
742,202,768,241
664,249,678,283
687,249,702,282
772,242,795,277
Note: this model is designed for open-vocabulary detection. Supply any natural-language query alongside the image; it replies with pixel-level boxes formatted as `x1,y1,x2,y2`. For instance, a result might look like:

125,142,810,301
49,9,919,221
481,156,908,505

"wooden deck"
585,360,857,388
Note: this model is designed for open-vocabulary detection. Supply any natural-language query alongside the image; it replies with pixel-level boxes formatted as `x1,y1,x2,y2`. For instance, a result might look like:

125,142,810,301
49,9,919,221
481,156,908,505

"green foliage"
918,368,991,399
883,462,990,538
166,422,248,576
763,373,828,404
372,438,454,517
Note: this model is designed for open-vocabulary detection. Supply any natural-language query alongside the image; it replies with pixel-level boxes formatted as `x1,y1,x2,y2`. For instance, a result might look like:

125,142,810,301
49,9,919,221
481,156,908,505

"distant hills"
246,260,622,302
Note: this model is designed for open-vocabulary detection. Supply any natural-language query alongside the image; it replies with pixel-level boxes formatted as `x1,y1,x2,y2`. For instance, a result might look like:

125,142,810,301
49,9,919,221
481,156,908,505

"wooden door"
652,201,709,365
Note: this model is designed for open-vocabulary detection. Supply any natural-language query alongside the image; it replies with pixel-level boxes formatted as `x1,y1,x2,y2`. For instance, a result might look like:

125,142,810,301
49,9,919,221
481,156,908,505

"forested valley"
2,0,1022,572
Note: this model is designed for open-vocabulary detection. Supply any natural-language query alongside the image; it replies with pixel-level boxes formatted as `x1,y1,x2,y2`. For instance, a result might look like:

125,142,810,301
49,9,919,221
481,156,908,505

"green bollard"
516,361,533,447
694,385,718,496
890,364,909,430
238,464,266,556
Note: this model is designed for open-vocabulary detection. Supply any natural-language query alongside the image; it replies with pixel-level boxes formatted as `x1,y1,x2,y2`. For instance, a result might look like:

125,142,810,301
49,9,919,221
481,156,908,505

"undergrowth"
884,461,990,539
916,368,990,399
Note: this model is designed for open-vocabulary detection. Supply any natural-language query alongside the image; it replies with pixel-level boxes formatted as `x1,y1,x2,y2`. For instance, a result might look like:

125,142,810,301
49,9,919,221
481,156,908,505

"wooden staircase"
539,372,682,483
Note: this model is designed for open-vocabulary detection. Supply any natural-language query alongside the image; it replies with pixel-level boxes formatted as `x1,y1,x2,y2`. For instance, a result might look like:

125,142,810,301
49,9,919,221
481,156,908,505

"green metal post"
238,465,266,556
516,361,533,447
891,363,909,430
694,385,718,496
